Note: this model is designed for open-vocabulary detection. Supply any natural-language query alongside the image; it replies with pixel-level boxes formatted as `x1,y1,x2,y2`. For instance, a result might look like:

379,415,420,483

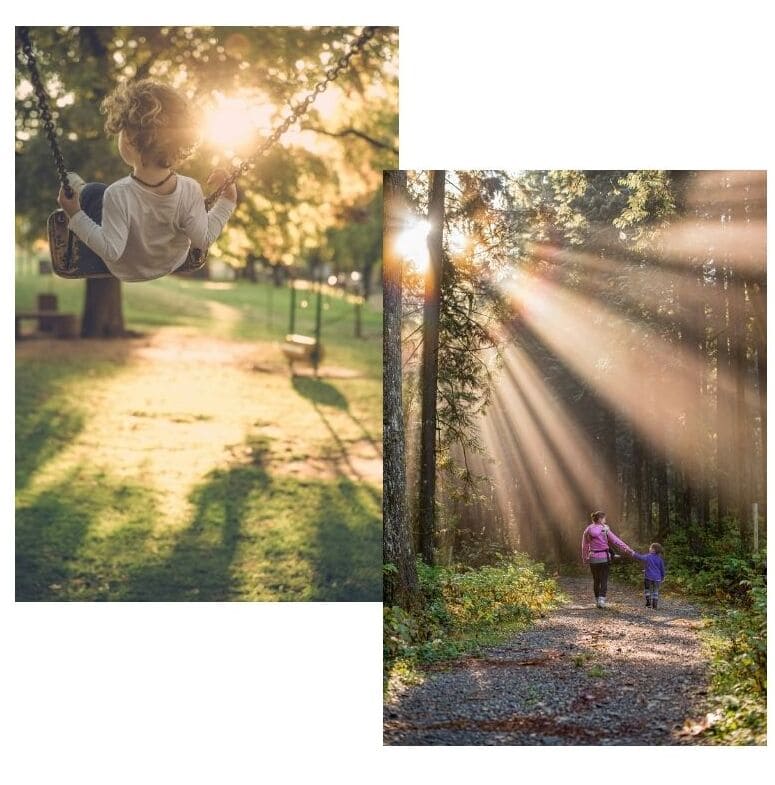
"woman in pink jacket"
581,511,635,608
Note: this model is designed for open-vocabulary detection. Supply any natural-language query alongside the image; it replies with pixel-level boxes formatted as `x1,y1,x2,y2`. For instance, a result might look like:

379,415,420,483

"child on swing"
57,79,237,282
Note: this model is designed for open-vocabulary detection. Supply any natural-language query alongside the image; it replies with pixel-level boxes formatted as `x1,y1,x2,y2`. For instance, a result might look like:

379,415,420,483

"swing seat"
47,209,112,279
47,209,209,279
281,334,323,368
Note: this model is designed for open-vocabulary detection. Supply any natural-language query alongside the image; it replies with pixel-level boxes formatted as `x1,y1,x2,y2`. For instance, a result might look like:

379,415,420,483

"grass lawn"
16,268,382,601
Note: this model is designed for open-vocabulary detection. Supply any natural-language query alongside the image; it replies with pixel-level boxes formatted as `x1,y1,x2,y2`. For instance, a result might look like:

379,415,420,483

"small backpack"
602,525,620,563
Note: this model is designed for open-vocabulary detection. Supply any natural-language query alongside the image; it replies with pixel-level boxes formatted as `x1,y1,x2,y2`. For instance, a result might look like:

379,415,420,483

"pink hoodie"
581,523,633,563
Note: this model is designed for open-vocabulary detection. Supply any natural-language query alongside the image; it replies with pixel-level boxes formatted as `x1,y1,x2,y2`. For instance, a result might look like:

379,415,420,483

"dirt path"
384,576,711,745
21,325,381,530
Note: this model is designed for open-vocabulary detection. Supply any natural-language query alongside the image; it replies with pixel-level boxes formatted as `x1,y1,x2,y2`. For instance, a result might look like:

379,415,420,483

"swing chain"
205,25,377,208
17,28,74,198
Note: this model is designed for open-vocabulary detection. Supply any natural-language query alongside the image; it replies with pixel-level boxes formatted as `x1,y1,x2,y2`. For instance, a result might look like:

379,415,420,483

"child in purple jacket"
632,543,666,609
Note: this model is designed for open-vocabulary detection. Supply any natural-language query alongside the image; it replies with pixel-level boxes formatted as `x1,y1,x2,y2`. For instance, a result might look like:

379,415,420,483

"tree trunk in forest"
632,436,645,539
604,408,620,521
382,171,419,609
695,267,709,530
751,282,766,519
715,266,733,530
418,170,446,566
656,453,670,541
81,277,125,337
733,279,753,546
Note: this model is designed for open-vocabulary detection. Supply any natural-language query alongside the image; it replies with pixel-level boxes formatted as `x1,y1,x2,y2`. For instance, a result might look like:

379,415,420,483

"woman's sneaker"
598,597,606,608
65,171,86,195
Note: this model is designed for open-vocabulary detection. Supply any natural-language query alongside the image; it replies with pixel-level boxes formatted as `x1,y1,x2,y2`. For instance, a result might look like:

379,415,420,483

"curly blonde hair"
101,79,199,168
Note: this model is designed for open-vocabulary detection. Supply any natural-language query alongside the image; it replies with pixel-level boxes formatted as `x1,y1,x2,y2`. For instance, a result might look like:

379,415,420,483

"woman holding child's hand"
581,511,635,609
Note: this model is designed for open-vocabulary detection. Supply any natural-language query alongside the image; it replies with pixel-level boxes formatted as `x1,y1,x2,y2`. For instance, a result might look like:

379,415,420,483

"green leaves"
384,553,561,677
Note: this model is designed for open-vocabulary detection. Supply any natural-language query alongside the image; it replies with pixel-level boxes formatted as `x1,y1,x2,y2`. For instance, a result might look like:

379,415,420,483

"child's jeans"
644,578,661,604
73,182,111,276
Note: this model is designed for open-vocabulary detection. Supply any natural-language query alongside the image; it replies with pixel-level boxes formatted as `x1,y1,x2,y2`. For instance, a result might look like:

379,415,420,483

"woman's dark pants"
590,562,610,598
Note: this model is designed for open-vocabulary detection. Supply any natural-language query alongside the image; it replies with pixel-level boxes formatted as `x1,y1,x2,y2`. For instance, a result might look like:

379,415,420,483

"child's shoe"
651,598,658,610
65,171,86,195
645,597,651,607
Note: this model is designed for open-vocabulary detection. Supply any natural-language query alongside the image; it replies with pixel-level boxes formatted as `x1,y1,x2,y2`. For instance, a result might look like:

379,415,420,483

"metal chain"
205,25,377,208
18,27,73,197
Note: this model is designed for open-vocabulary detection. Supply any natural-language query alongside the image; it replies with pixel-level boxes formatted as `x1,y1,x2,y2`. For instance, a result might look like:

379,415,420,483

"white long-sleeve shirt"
68,175,236,282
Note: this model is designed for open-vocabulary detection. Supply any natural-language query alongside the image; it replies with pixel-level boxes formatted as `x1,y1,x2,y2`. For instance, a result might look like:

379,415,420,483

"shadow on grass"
291,375,383,488
16,434,380,601
292,376,349,410
126,467,382,602
307,477,382,601
15,469,157,600
122,450,271,601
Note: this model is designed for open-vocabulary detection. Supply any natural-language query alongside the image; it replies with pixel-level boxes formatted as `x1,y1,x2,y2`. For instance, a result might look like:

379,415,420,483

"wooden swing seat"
47,208,208,280
281,334,323,368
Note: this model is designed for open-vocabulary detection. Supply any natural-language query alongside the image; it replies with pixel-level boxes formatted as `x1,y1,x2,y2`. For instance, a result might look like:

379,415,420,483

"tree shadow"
16,476,94,600
307,477,382,601
15,468,155,600
16,432,381,601
122,453,271,601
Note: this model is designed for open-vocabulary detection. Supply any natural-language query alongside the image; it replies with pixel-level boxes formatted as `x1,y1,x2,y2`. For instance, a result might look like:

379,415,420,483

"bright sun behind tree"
395,217,431,274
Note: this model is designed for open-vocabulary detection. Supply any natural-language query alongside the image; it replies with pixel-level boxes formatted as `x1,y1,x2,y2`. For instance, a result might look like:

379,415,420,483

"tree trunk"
382,171,418,609
81,277,125,337
655,454,670,541
715,266,733,529
362,258,374,300
751,281,766,520
731,277,751,545
418,170,445,565
632,435,645,539
245,256,257,282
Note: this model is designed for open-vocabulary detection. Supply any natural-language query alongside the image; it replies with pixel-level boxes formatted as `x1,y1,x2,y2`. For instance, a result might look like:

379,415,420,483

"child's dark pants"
644,578,661,608
590,562,610,598
74,182,110,275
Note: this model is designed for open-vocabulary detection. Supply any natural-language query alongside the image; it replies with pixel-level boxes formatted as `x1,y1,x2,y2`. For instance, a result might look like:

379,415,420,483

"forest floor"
384,575,713,745
16,274,382,601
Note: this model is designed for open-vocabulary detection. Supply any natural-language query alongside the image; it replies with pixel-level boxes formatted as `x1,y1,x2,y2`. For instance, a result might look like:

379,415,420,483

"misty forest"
383,170,766,746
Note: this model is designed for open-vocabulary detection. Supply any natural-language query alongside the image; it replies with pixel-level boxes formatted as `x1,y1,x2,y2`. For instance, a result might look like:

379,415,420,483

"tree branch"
300,124,398,155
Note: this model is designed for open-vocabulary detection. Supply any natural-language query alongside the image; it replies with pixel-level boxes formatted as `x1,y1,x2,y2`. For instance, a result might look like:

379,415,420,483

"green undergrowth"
647,528,767,745
384,553,563,688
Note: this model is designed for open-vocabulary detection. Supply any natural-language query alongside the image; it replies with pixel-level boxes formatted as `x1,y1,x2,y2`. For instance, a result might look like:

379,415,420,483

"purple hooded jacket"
633,551,666,581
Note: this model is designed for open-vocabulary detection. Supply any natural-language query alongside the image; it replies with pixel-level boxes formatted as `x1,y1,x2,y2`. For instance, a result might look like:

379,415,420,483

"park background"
15,25,397,601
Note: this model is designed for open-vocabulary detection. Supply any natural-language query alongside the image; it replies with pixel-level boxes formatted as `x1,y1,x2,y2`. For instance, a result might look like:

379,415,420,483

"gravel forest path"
384,575,711,745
